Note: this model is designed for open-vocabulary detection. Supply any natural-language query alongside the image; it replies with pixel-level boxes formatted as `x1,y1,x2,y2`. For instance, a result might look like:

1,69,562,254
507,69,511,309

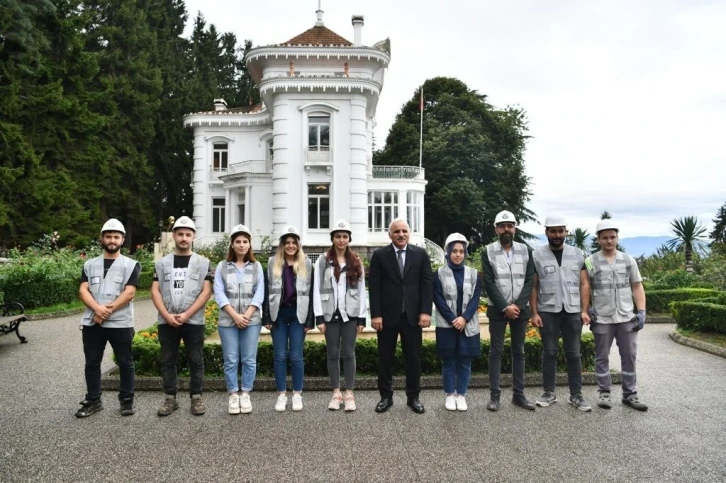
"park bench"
0,302,27,343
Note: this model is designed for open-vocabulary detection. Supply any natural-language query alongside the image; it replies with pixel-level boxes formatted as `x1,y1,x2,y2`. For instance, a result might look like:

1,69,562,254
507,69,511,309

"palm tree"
567,228,590,255
666,216,708,272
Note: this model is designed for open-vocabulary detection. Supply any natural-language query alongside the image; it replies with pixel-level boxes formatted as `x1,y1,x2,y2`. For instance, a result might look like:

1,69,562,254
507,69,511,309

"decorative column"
271,98,290,238
349,97,368,245
191,132,207,236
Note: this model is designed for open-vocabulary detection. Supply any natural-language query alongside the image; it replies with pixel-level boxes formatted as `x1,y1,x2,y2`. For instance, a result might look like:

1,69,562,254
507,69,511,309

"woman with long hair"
263,226,314,412
213,225,264,415
312,220,366,411
433,233,482,411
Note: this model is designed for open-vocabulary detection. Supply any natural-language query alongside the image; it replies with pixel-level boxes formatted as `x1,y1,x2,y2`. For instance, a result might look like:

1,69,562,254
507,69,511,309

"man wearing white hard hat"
530,215,592,412
585,220,648,411
151,216,213,417
76,219,140,418
481,210,536,411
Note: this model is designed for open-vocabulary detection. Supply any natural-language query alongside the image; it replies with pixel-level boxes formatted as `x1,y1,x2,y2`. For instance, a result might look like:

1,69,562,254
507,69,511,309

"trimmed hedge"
646,288,722,313
131,329,596,377
671,301,726,335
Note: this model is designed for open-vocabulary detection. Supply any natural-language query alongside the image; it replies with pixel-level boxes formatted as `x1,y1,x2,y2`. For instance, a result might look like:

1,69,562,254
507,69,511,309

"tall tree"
709,201,726,248
666,216,708,273
374,77,533,247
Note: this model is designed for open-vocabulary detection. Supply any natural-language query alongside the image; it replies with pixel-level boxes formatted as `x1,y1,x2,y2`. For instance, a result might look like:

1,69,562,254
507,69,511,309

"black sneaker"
569,394,592,412
120,400,135,416
512,396,536,411
75,399,103,418
536,391,558,407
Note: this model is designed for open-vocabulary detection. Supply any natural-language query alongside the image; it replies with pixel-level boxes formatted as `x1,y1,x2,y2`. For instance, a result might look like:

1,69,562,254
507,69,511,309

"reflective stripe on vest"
437,265,480,337
316,256,361,322
533,245,584,314
81,255,135,328
155,253,209,325
267,255,312,324
585,251,634,317
217,260,262,327
486,242,529,304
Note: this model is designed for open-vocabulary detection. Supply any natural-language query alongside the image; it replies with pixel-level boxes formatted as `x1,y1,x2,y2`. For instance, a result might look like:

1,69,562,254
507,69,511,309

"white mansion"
183,7,428,253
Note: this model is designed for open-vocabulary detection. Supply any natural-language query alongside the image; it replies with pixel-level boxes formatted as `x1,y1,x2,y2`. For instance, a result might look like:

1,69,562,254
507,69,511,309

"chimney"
213,99,227,111
352,15,364,46
315,1,324,27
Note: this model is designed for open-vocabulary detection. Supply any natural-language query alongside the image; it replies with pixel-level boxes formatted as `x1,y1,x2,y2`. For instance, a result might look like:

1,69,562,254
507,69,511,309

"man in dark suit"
369,218,434,414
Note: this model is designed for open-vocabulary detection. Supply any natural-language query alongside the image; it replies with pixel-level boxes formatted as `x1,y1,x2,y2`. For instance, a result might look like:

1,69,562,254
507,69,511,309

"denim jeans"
489,316,527,397
218,324,262,393
158,323,205,396
540,310,583,395
271,305,306,392
442,356,473,395
82,325,135,402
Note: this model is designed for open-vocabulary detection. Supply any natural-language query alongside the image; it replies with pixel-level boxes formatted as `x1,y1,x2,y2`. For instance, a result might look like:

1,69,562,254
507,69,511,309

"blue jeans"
442,356,473,395
271,305,306,392
218,324,262,393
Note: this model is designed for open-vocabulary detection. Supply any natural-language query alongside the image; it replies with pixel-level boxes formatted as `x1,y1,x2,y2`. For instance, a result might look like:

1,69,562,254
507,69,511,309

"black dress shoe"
513,396,536,411
407,398,425,414
375,397,394,413
486,397,500,412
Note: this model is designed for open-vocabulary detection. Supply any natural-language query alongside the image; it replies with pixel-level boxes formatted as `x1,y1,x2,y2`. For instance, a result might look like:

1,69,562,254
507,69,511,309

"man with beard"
76,219,140,418
152,216,213,416
530,215,592,411
481,210,536,411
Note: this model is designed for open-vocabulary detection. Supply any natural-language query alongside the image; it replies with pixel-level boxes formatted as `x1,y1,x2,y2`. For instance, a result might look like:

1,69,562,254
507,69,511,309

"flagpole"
419,86,423,168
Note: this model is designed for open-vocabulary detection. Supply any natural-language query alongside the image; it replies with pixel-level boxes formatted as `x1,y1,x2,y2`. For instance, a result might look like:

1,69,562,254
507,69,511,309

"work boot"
157,395,179,417
486,395,500,412
75,399,103,418
120,398,136,416
597,392,612,409
512,395,536,411
622,393,648,412
190,394,206,415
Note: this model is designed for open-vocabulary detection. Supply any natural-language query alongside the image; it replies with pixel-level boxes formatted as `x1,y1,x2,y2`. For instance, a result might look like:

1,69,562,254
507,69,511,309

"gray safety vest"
585,250,635,319
81,255,136,328
155,252,210,325
486,241,529,305
533,245,584,313
316,256,362,322
216,260,263,327
267,255,312,324
436,265,480,337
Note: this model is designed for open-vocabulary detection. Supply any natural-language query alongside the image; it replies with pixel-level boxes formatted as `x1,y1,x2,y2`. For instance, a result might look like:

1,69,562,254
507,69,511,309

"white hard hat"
331,219,352,236
596,219,619,234
494,210,517,226
444,233,468,253
172,216,196,232
544,215,567,228
279,225,301,240
230,224,252,239
101,218,125,235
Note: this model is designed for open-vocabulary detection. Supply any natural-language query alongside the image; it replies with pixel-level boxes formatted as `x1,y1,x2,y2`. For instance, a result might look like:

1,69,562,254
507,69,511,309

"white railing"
227,160,272,175
305,149,331,165
371,166,425,180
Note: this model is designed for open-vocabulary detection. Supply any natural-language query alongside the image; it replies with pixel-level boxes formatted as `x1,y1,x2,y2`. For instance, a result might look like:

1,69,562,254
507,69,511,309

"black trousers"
377,312,422,399
82,324,135,403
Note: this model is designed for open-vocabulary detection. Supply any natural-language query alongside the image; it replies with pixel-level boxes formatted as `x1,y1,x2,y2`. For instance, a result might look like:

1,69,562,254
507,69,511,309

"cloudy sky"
183,0,725,238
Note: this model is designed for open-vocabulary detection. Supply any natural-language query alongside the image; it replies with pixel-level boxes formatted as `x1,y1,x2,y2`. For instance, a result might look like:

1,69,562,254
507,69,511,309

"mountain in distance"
529,235,671,257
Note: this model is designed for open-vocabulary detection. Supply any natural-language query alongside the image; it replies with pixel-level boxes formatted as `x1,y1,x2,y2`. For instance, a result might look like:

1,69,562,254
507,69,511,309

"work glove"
634,310,646,331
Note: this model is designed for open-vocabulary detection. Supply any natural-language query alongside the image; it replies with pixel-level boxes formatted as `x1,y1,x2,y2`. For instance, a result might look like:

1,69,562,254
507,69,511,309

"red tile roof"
281,26,352,46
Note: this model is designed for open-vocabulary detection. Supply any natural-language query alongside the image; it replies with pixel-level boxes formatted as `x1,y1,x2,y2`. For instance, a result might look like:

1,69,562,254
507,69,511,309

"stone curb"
669,330,726,359
24,294,153,321
102,371,620,392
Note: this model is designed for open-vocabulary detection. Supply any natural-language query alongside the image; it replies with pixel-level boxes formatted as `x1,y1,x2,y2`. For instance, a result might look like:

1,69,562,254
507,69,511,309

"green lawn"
677,327,726,349
25,289,151,315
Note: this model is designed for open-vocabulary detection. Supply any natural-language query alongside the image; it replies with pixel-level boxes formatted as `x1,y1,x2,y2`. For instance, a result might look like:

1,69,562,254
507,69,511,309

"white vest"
436,265,480,337
533,245,584,313
81,255,136,328
155,252,210,325
486,241,529,305
267,256,312,324
216,260,263,327
315,256,362,322
585,251,635,320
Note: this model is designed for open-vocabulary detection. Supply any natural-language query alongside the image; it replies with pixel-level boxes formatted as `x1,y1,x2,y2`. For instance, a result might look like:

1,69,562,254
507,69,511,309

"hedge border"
669,330,726,359
670,300,726,335
646,288,722,313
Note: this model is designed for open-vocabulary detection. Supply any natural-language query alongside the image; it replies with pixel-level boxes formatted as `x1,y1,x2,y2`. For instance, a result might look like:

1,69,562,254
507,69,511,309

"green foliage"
566,228,591,255
645,269,712,290
701,252,726,291
194,238,230,267
645,288,722,313
709,202,726,245
373,77,534,248
666,216,708,273
671,301,726,335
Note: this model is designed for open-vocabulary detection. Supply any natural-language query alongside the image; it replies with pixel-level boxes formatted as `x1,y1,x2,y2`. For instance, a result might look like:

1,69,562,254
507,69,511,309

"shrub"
671,301,726,335
645,269,712,290
646,288,722,313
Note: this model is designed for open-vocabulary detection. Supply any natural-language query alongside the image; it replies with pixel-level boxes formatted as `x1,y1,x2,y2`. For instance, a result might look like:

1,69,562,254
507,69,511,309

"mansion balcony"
211,160,272,181
370,166,425,180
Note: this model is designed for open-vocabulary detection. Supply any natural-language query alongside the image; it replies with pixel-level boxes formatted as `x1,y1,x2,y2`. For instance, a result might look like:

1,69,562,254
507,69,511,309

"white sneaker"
292,393,303,411
456,395,468,411
445,395,457,411
275,394,288,412
328,392,342,411
239,393,252,414
228,393,240,415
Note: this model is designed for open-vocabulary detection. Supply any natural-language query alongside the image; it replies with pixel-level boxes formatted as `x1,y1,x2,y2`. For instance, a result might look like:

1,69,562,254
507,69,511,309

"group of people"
75,209,648,418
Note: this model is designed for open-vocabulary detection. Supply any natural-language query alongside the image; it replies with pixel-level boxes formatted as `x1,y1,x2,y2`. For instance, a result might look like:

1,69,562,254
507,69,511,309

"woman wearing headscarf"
313,220,366,411
433,233,482,411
